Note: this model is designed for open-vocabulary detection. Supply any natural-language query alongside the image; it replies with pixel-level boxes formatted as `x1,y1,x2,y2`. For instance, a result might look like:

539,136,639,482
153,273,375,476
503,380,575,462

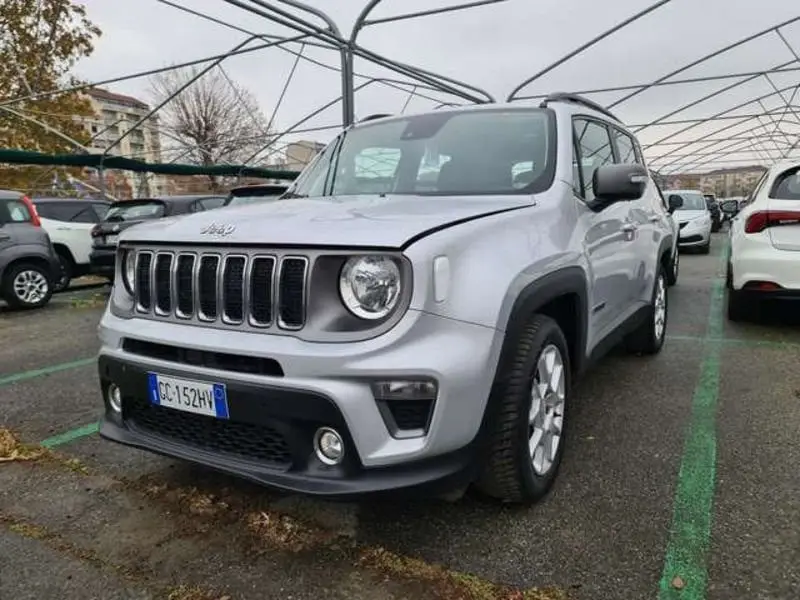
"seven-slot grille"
133,249,309,330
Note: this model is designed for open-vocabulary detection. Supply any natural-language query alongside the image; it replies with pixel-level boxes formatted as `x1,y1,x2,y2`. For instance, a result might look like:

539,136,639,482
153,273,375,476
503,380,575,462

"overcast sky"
73,0,800,173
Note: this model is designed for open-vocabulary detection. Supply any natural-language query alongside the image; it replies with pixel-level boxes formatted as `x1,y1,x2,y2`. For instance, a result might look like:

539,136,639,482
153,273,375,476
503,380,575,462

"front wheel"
477,314,570,504
52,254,72,293
2,263,53,309
626,265,668,355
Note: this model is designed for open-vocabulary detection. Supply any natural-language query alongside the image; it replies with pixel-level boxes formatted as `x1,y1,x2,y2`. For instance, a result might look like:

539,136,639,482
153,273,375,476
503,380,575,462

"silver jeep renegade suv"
97,94,679,504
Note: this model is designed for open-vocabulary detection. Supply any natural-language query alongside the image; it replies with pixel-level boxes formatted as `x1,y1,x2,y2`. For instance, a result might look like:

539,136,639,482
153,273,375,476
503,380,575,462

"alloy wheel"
654,273,667,341
13,269,49,305
529,344,566,476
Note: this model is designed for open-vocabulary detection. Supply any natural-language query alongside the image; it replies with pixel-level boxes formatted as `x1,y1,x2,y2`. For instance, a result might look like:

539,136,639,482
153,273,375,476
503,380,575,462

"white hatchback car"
664,189,713,254
727,161,800,321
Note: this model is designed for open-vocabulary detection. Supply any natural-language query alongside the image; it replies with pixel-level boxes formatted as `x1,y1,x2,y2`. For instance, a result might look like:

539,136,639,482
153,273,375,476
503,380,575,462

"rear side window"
0,199,32,223
769,168,800,199
199,197,226,210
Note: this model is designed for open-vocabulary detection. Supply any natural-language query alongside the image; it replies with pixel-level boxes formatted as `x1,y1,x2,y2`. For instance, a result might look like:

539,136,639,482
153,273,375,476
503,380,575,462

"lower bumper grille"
123,396,292,467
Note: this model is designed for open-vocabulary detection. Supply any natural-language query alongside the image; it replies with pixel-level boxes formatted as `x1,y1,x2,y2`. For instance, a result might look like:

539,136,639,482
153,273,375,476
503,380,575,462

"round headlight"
122,250,136,294
339,255,401,320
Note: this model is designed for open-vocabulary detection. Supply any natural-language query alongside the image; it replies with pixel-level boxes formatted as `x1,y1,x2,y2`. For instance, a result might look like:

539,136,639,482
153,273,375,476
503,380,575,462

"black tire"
476,314,571,504
53,252,73,293
726,263,750,322
1,262,53,309
666,250,679,287
626,265,668,355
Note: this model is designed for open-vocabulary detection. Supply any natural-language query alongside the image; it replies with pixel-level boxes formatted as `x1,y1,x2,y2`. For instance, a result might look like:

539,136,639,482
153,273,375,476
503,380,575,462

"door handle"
621,223,637,232
649,215,660,223
0,234,10,241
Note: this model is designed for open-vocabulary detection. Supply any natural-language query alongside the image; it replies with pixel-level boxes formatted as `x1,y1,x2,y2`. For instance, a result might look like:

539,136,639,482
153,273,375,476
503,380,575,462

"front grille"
133,248,309,331
124,395,292,467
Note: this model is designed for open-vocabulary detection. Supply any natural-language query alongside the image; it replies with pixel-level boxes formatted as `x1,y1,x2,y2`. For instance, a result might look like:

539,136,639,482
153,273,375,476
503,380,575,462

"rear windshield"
104,200,165,221
0,198,32,223
770,168,800,200
286,108,555,198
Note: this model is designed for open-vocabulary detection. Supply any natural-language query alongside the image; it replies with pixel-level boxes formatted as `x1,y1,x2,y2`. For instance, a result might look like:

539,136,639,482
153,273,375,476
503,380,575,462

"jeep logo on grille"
200,223,236,237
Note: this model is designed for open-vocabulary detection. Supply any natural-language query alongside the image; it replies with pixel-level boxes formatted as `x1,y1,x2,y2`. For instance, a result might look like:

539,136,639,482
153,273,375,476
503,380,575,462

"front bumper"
98,356,477,497
678,221,711,247
97,307,502,495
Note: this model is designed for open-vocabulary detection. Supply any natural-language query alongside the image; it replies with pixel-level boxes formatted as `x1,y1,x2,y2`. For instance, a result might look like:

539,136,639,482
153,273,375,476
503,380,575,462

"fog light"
313,427,344,466
107,383,122,413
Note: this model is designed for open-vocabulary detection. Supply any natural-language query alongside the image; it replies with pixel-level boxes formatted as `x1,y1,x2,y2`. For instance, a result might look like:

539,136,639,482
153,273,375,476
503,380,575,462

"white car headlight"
339,255,401,320
121,250,136,295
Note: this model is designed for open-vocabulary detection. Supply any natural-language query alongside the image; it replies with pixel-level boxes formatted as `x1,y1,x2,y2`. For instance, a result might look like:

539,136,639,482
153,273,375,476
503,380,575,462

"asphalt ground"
1,232,799,600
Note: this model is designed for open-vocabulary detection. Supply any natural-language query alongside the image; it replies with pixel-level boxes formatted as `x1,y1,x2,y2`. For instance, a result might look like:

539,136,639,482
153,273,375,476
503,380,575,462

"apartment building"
82,87,165,197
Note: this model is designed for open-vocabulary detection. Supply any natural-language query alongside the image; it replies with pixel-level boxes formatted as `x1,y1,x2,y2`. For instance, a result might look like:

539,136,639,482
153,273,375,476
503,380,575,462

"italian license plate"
147,373,229,419
105,234,119,245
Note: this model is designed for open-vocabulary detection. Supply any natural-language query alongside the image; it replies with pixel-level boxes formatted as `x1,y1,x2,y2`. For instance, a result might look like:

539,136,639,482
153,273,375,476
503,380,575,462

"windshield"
104,200,165,221
668,191,707,211
225,194,284,207
286,108,555,198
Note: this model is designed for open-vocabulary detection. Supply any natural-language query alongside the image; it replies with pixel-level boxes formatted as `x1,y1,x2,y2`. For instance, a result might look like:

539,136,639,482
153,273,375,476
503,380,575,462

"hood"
120,194,533,248
674,209,708,222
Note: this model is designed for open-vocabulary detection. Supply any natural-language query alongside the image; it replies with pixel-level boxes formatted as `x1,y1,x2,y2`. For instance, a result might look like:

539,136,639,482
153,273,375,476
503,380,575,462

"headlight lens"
121,250,136,295
339,255,401,320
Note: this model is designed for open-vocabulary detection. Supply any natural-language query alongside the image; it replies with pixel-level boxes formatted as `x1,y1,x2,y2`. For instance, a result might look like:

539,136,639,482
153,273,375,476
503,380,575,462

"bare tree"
149,65,273,187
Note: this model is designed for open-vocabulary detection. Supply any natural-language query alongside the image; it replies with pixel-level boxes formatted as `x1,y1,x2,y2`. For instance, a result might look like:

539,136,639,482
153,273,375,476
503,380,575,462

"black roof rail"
539,92,621,123
359,113,393,123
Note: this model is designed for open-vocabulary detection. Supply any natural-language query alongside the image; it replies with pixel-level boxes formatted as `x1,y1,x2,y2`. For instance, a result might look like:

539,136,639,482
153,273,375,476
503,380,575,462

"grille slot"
128,248,310,331
175,254,195,318
154,253,173,314
278,257,308,329
250,256,275,326
135,252,153,311
198,255,220,320
222,256,247,323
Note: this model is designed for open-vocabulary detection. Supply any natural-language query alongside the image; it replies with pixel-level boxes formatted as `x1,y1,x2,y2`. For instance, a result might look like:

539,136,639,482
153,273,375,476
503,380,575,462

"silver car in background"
665,189,713,254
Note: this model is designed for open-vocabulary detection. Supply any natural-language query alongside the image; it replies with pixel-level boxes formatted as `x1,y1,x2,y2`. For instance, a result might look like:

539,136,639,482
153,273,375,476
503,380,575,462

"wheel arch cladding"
493,266,589,385
2,255,53,282
52,243,76,264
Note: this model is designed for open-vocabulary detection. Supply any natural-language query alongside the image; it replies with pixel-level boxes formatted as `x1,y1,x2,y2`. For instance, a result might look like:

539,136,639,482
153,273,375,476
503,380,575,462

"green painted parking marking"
0,357,95,388
658,247,729,599
40,422,100,449
667,334,800,349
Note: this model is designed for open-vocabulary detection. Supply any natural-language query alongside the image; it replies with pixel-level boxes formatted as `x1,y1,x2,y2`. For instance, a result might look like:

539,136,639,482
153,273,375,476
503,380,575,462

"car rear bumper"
97,354,478,497
89,247,116,276
731,231,800,290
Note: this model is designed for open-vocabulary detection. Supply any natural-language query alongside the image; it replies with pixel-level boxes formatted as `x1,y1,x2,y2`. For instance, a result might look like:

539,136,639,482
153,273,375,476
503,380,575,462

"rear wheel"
2,262,53,309
726,263,751,322
626,265,668,355
666,250,679,287
477,314,570,504
53,252,73,293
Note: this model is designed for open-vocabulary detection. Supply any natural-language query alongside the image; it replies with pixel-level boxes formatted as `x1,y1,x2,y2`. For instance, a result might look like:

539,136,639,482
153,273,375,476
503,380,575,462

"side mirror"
719,200,739,215
591,163,648,207
667,194,683,214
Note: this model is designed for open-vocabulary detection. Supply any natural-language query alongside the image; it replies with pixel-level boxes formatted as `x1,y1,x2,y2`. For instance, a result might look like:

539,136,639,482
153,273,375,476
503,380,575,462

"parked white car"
32,197,111,291
664,189,713,254
727,161,800,321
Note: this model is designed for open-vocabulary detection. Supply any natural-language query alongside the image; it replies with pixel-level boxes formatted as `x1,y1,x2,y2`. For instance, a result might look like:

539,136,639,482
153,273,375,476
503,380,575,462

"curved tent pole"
224,0,491,118
348,0,496,108
506,0,674,102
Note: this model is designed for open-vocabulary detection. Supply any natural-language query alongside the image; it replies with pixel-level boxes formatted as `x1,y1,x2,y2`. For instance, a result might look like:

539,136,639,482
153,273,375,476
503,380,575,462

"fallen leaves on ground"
360,547,571,600
0,428,47,463
246,510,336,553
